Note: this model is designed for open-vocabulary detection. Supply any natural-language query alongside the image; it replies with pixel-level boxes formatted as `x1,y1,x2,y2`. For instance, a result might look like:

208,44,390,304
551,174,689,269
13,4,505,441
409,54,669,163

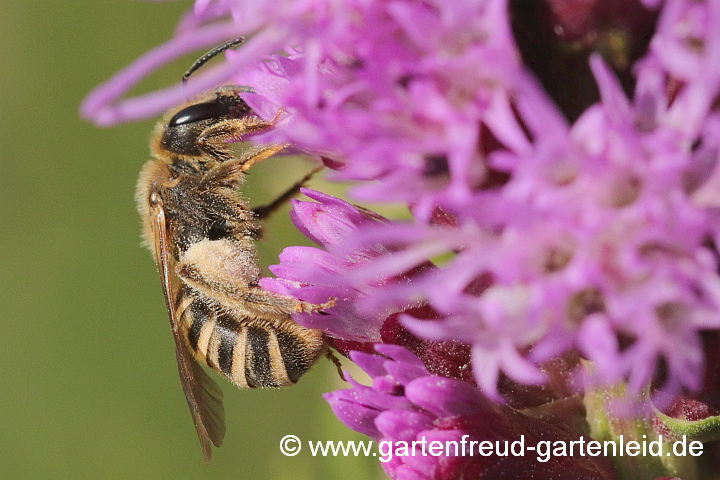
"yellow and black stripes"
177,292,326,389
139,83,338,460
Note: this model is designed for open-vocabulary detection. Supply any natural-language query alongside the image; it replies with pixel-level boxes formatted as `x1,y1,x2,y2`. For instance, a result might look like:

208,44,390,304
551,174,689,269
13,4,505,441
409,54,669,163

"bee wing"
151,202,226,461
172,323,226,461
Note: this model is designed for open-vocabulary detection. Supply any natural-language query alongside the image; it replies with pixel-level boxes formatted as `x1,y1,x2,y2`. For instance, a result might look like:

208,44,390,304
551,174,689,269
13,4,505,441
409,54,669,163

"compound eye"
168,101,231,128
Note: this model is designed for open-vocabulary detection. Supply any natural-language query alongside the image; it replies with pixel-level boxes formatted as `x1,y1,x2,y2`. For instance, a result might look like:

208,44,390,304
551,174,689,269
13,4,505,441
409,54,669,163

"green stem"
583,372,701,479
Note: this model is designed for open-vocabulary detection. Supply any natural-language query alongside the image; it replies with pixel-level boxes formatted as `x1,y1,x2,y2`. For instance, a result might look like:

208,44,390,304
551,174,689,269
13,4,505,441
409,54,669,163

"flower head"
326,345,615,480
259,188,389,341
83,0,720,476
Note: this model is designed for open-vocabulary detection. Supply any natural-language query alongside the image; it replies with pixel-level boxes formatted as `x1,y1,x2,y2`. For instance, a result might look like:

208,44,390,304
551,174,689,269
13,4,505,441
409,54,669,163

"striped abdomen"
177,292,327,388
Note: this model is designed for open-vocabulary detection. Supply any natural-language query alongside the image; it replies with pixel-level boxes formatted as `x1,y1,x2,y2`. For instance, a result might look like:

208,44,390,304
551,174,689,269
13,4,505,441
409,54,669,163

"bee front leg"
234,143,289,172
197,107,287,164
200,144,290,188
196,117,275,162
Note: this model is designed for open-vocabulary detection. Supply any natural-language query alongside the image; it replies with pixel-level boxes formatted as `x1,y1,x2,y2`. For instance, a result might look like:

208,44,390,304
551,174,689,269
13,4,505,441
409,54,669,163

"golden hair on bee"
136,40,339,462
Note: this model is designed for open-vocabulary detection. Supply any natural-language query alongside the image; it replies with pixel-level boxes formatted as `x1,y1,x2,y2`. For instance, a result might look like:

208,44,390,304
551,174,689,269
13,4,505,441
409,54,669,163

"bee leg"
197,107,287,163
227,284,336,319
253,165,324,221
196,118,275,162
234,143,289,171
326,350,345,381
200,144,290,188
176,238,336,320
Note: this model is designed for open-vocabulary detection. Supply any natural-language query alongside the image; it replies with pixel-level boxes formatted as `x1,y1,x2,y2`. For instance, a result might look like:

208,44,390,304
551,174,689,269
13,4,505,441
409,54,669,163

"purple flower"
263,189,479,383
83,0,720,476
239,0,720,405
326,345,615,480
259,188,390,342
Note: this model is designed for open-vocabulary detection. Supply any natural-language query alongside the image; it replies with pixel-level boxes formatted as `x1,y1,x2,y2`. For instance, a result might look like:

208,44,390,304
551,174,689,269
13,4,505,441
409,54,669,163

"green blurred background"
0,1,382,478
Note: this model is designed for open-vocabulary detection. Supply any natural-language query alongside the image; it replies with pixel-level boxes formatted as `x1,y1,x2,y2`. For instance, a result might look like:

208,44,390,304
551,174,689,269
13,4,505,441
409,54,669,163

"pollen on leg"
294,298,336,313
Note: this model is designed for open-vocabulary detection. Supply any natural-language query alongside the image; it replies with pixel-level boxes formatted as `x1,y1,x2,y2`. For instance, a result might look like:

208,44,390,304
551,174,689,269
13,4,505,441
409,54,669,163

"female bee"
137,41,336,461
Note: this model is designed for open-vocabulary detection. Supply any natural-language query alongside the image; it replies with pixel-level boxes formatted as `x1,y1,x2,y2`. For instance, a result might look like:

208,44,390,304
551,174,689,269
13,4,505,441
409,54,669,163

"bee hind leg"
326,350,345,381
176,238,336,320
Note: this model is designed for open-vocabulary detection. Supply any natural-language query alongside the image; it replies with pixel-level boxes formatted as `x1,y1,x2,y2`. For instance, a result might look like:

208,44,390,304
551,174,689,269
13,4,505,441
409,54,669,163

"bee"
136,39,337,461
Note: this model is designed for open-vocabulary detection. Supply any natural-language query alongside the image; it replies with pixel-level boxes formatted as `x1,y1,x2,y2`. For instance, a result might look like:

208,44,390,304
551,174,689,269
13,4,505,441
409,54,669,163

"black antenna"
182,37,245,83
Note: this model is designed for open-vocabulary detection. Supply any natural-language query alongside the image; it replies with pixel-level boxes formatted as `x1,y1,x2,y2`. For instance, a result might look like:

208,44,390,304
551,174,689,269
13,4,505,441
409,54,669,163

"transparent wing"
172,325,225,461
151,200,225,461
